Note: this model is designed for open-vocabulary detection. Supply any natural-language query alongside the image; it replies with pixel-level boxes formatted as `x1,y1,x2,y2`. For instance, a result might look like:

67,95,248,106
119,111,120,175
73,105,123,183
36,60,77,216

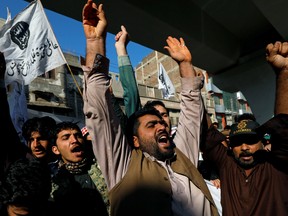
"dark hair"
22,116,56,142
0,158,51,212
143,100,169,115
126,107,163,147
51,121,82,146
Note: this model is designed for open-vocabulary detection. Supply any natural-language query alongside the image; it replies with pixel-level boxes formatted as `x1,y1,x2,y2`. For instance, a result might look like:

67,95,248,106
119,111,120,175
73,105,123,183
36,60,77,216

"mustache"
156,131,169,139
239,151,253,157
34,145,46,151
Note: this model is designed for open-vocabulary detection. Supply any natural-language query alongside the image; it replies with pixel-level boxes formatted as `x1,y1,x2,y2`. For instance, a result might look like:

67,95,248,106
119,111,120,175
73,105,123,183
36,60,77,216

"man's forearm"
275,69,288,115
179,61,195,78
85,38,106,68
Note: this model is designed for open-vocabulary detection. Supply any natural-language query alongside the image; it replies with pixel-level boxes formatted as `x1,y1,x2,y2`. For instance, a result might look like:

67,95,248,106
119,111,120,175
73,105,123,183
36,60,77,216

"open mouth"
33,149,45,156
34,147,45,153
157,133,169,146
70,145,85,157
71,145,83,153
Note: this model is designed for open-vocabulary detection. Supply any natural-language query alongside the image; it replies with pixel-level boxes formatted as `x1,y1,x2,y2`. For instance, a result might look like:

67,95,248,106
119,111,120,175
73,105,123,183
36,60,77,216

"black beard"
234,149,268,170
234,156,257,169
153,142,175,161
139,137,175,161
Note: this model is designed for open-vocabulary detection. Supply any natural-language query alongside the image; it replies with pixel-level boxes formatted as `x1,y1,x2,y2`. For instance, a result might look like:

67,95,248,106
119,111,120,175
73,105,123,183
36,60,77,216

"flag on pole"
158,63,175,99
0,0,67,86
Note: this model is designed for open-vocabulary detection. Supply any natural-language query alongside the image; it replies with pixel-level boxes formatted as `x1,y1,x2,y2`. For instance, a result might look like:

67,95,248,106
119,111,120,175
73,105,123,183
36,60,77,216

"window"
40,69,55,79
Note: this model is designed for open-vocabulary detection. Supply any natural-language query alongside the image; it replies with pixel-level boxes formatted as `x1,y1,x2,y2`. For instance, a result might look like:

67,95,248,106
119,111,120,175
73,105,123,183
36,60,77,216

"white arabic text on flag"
0,0,67,86
158,63,175,99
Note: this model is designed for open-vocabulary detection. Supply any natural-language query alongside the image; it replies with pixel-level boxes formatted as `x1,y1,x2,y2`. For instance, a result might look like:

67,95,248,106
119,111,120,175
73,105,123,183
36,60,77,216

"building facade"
1,17,252,131
134,50,252,130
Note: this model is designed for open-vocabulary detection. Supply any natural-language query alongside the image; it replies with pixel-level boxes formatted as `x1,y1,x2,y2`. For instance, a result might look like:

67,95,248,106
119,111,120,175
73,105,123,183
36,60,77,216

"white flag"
0,0,67,86
158,63,175,99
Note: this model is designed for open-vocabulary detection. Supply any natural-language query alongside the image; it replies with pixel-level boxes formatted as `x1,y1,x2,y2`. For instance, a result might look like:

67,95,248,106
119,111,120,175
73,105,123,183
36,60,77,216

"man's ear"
52,145,61,155
133,136,140,148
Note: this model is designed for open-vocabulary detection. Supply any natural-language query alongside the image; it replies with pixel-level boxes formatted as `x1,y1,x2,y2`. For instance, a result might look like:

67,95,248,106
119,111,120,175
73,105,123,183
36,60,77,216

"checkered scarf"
58,158,88,174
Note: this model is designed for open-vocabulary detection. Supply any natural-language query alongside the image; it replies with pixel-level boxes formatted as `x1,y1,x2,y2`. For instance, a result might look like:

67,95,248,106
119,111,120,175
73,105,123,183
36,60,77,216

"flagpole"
66,64,83,97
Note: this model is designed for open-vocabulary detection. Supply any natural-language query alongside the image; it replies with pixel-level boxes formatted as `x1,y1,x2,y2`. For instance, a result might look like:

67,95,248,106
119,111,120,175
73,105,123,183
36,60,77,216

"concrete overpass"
25,0,288,123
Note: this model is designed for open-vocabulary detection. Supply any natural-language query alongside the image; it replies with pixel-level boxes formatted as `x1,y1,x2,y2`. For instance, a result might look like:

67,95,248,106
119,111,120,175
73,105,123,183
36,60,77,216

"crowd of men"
0,0,288,215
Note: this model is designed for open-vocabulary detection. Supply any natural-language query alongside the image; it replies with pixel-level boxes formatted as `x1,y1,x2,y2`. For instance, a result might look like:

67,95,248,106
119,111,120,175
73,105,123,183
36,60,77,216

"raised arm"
83,0,107,68
164,37,204,165
266,41,288,115
248,41,288,165
115,25,141,118
82,1,130,190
